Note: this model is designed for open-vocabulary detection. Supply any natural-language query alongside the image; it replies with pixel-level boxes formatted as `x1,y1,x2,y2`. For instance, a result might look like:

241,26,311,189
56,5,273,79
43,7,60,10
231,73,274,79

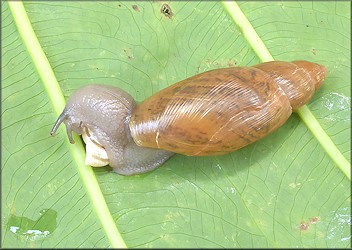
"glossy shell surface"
130,61,326,156
130,66,294,156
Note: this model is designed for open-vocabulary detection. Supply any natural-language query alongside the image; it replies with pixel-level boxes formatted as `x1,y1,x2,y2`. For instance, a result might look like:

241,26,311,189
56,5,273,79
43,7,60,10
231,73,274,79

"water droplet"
320,93,351,122
327,207,351,242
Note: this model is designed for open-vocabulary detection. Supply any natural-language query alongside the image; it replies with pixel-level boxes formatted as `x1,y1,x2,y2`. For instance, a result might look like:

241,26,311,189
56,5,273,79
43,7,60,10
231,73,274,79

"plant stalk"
7,1,128,247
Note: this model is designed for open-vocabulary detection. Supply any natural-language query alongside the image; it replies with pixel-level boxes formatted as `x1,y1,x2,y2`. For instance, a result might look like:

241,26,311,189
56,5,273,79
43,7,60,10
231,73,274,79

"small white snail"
51,60,326,175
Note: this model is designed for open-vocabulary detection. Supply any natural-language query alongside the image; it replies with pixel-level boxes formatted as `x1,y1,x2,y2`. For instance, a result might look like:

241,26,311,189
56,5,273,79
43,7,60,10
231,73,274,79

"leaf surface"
2,1,351,248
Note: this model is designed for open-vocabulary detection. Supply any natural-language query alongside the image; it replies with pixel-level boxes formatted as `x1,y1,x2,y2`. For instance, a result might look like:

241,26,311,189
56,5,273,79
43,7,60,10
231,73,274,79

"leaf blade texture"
2,1,351,248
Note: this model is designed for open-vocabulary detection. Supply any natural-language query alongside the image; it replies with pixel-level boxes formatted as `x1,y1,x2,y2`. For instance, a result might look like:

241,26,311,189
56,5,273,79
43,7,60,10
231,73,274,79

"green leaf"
2,1,350,248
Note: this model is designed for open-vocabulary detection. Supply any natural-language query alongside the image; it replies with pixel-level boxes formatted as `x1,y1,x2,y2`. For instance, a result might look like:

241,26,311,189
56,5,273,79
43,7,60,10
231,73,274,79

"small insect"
50,61,326,175
160,3,173,18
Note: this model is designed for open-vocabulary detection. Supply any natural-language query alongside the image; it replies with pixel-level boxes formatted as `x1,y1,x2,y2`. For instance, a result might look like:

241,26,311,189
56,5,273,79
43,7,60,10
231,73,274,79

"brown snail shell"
51,60,326,175
130,61,326,156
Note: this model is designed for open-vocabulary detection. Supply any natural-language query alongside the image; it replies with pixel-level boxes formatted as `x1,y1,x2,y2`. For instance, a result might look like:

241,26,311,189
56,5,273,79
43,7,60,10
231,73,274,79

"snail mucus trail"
50,60,326,175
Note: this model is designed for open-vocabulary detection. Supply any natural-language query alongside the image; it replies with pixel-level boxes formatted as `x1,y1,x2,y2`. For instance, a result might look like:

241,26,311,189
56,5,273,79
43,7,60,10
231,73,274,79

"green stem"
7,1,127,247
222,1,274,62
222,1,351,180
297,106,351,179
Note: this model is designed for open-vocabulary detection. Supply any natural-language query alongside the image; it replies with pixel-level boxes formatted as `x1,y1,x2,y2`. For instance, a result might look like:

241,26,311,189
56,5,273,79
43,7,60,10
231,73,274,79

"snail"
50,60,326,175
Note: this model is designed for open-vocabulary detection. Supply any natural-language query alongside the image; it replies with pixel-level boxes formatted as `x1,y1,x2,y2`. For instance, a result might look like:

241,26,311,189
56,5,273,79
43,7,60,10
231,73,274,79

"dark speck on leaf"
132,5,140,12
311,48,316,55
161,3,173,18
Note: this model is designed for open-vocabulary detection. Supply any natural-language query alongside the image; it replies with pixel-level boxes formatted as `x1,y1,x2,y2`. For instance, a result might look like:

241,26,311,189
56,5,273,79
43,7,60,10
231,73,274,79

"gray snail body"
50,85,174,175
51,61,326,175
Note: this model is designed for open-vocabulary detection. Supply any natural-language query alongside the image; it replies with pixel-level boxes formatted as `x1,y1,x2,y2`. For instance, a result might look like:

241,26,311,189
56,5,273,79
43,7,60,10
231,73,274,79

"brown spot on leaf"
299,216,320,231
309,216,320,224
299,221,309,231
132,5,140,12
